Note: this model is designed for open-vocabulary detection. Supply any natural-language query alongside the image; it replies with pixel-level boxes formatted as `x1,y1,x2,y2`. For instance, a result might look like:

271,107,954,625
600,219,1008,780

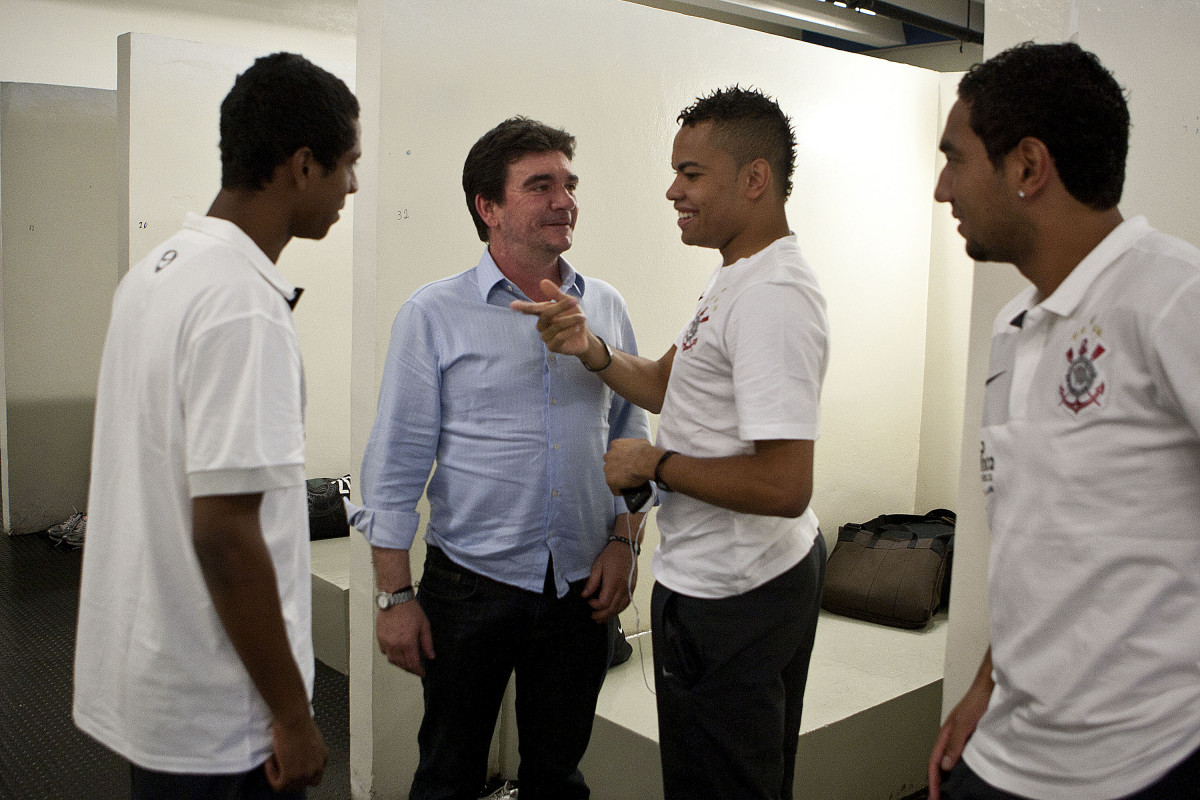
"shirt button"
553,443,560,450
550,398,558,405
552,490,560,497
506,284,515,292
549,354,557,362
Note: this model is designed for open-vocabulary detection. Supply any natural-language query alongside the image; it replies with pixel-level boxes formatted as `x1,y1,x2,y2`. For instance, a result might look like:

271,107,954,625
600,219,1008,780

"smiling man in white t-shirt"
515,86,829,800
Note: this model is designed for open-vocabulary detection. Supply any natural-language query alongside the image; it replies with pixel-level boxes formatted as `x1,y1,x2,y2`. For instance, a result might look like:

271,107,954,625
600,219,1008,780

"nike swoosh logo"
985,371,1007,386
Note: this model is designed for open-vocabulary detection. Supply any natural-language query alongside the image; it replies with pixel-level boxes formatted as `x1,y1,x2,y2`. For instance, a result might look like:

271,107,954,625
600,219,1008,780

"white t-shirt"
965,216,1200,799
653,235,829,599
74,213,313,774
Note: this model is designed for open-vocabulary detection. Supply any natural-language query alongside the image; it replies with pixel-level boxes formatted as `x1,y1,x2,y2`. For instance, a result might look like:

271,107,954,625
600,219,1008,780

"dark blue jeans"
130,762,303,800
652,535,826,800
941,742,1200,800
410,546,609,800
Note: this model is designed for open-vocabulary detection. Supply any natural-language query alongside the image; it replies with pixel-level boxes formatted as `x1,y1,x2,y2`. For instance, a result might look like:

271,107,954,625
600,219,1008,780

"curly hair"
461,117,576,242
958,42,1129,210
678,86,796,200
219,52,359,191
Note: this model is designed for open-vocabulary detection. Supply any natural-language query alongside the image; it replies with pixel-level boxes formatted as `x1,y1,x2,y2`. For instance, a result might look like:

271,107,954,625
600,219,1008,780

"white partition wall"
120,33,356,481
352,0,961,795
0,82,117,533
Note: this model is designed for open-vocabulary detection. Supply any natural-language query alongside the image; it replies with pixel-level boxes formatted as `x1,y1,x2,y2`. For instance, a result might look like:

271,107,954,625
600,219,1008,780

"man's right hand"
265,713,327,792
376,599,435,677
928,651,994,800
511,279,601,363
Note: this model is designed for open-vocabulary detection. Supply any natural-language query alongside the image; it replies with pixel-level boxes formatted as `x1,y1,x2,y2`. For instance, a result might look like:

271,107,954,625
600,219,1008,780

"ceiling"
630,0,984,53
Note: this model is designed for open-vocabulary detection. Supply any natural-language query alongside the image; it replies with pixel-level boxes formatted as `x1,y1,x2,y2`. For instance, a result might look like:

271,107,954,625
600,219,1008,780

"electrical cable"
624,513,656,695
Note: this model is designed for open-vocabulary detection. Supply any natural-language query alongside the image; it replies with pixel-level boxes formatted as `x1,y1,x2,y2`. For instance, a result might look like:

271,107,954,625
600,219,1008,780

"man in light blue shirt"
359,117,650,800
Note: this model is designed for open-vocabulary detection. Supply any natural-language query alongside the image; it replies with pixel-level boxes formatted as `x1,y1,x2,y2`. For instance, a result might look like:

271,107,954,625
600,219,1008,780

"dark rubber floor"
0,531,349,800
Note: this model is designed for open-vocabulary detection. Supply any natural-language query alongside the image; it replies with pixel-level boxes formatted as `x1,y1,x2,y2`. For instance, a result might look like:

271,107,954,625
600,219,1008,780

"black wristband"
654,449,678,492
607,534,641,556
585,335,613,372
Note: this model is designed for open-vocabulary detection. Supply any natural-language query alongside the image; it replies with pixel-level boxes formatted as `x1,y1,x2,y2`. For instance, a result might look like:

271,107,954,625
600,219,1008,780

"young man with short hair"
515,87,829,800
74,52,360,800
929,42,1200,800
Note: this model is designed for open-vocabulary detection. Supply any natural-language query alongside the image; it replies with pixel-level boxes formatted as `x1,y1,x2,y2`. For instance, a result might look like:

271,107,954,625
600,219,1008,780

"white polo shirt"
964,216,1200,799
654,235,828,599
74,213,313,774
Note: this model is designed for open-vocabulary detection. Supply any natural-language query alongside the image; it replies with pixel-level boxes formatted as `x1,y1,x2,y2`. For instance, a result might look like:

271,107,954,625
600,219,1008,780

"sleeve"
358,301,442,549
726,279,829,442
182,311,306,497
1147,272,1200,435
604,296,653,515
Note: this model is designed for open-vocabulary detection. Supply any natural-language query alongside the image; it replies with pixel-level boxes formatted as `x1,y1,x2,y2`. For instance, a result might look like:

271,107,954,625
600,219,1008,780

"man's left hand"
604,438,661,494
583,541,636,622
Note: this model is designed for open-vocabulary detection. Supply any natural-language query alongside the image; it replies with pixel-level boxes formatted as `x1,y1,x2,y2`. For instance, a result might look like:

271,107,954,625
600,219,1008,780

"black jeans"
410,546,609,800
941,742,1200,800
130,762,303,800
652,535,826,800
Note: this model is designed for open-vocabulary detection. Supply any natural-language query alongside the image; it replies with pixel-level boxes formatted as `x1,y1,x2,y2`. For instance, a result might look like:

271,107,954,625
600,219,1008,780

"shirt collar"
1038,215,1152,319
472,247,585,302
181,212,305,310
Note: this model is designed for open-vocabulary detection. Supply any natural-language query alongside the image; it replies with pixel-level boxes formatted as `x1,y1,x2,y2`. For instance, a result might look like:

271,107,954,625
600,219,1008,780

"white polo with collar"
964,216,1200,798
74,213,313,774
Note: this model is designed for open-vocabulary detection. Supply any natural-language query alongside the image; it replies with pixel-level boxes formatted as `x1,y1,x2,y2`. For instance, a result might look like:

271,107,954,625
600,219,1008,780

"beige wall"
913,74,976,514
941,0,1200,716
0,82,117,532
118,33,355,481
0,0,355,89
0,3,357,533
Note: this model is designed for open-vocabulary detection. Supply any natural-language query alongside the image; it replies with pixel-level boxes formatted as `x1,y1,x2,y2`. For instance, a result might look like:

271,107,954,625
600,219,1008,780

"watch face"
376,592,389,610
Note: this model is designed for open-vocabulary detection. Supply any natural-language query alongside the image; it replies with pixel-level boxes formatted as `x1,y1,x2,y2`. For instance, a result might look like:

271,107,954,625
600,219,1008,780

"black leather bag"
821,509,955,629
307,475,352,540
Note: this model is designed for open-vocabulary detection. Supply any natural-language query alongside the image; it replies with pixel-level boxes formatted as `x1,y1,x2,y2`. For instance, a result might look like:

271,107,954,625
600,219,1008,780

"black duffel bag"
307,475,352,540
821,509,955,630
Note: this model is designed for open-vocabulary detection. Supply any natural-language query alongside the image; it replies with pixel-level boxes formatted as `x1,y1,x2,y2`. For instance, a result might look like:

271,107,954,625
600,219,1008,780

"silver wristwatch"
375,586,416,610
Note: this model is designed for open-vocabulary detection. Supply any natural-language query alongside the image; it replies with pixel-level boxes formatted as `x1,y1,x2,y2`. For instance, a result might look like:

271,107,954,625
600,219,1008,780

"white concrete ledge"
580,611,948,799
311,537,350,674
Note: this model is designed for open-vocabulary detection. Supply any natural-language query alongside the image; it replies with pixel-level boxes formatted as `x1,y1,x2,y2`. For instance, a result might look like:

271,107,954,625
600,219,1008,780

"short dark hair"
677,86,796,200
219,52,360,191
461,117,576,242
958,41,1129,210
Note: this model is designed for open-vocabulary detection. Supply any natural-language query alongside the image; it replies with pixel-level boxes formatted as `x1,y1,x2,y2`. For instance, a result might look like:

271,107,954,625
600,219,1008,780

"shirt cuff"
354,506,420,550
614,485,659,516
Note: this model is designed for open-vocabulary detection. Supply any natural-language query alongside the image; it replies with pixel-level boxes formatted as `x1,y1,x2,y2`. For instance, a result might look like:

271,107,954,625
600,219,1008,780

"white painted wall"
940,0,1200,716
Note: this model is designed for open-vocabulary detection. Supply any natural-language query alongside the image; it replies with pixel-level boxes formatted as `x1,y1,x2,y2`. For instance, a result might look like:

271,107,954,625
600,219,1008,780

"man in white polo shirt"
73,53,360,800
929,43,1200,800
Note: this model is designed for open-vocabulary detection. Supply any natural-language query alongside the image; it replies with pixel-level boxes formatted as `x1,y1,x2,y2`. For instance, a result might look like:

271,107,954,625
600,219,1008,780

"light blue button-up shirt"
360,249,650,596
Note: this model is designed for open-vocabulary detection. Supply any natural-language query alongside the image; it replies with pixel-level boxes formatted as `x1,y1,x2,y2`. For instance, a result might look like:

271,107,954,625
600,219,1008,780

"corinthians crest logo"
1059,324,1107,414
681,304,710,351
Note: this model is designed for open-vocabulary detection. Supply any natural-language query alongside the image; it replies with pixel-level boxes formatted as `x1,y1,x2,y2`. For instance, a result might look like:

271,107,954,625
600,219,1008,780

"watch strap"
654,450,678,492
